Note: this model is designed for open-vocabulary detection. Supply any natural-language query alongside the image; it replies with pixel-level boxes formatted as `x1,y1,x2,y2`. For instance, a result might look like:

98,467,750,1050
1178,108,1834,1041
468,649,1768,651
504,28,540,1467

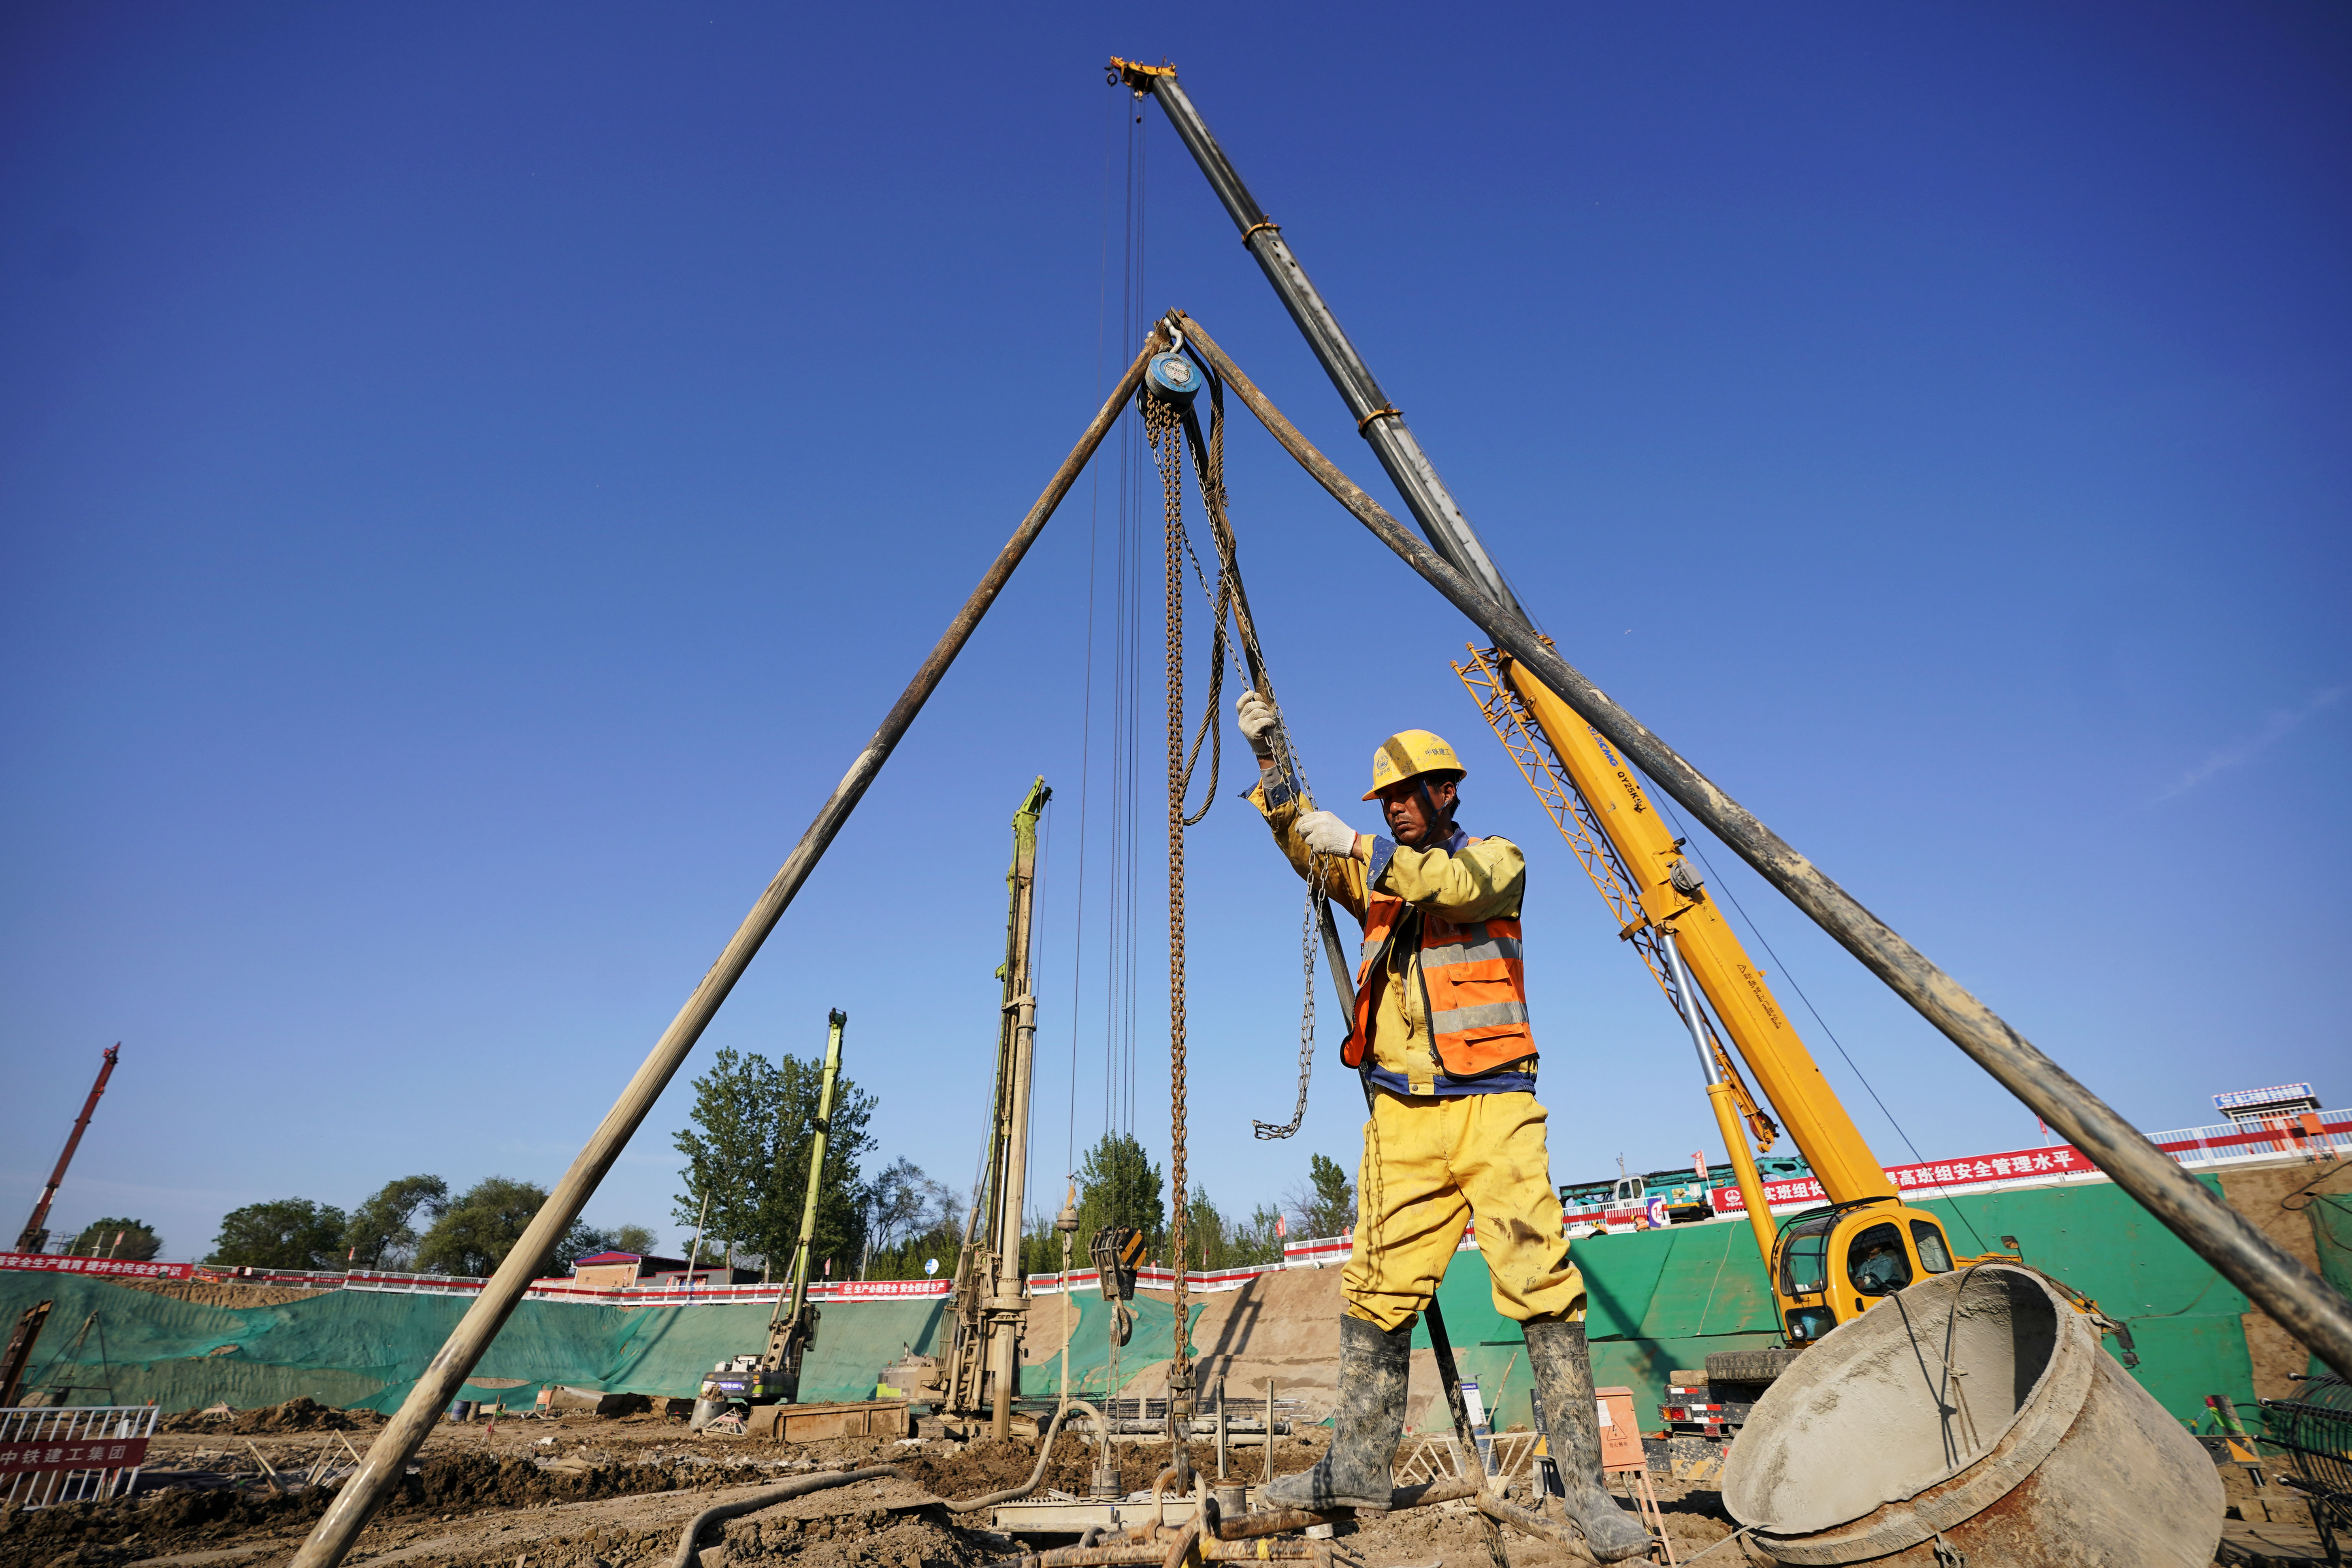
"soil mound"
160,1397,383,1434
107,1277,328,1308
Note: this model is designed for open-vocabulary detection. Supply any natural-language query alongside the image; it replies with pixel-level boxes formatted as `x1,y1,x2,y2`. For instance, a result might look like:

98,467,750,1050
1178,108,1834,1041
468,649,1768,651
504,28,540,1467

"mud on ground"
0,1406,1345,1568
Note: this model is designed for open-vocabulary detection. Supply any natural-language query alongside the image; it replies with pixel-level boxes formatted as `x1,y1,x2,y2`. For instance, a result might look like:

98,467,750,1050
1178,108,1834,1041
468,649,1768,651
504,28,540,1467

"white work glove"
1296,810,1360,858
1234,690,1281,760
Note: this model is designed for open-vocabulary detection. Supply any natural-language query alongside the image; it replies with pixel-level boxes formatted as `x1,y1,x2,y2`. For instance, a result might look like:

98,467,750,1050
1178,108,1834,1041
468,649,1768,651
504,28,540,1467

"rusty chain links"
1166,359,1331,1140
1143,384,1194,1419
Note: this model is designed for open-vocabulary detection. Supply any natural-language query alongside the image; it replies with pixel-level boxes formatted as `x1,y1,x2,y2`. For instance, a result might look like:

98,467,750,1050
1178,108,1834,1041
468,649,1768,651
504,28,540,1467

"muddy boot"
1259,1314,1410,1513
1523,1316,1652,1562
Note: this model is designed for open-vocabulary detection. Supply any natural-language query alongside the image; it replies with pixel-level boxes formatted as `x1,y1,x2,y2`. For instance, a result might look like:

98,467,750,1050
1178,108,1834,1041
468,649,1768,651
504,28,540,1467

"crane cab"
1772,1203,1957,1344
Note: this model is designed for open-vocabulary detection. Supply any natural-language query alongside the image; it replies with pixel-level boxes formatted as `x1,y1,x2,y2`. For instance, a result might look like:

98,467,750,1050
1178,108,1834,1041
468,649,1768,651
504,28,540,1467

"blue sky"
4,4,2345,1265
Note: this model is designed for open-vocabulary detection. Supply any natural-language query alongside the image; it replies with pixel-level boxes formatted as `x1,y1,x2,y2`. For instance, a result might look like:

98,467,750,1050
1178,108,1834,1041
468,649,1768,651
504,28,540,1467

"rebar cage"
2263,1374,2352,1559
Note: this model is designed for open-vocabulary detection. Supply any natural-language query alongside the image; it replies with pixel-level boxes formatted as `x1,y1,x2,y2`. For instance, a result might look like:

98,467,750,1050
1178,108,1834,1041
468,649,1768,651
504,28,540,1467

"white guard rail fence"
0,1404,160,1509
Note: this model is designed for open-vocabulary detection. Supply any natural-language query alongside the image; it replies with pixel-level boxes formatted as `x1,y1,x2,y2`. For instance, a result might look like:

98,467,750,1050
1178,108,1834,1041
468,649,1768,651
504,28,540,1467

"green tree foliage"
671,1043,874,1274
67,1218,160,1261
1289,1153,1356,1240
863,1163,964,1282
1075,1131,1166,1261
414,1176,552,1277
1178,1189,1285,1271
207,1199,347,1269
344,1175,449,1269
563,1222,656,1263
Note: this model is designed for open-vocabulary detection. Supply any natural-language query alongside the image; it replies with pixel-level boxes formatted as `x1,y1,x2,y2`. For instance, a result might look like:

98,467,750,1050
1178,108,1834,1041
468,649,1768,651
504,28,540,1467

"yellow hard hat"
1363,729,1466,800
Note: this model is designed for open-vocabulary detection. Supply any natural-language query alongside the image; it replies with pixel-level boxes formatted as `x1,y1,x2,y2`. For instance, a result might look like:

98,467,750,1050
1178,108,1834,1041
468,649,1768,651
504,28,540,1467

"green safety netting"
0,1277,944,1414
1023,1291,1203,1400
0,1176,2271,1426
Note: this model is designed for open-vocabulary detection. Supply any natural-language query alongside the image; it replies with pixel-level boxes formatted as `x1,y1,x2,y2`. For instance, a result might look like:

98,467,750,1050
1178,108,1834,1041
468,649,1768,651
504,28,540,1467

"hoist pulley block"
1146,347,1200,408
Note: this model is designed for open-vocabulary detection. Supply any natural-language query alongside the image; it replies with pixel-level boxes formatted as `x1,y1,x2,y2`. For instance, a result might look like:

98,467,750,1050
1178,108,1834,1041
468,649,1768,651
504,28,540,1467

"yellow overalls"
1251,779,1583,1332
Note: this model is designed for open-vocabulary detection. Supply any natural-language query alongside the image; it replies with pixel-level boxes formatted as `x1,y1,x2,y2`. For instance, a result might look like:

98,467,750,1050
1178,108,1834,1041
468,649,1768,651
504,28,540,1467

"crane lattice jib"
1455,646,1780,1153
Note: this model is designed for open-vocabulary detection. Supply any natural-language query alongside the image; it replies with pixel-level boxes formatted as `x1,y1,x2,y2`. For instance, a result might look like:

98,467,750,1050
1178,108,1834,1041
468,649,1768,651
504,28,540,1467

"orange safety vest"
1343,833,1536,1082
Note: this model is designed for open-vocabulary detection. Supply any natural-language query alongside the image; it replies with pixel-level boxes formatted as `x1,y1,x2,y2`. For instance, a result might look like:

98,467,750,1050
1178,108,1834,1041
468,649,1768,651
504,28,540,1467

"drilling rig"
942,776,1049,1439
694,1010,846,1424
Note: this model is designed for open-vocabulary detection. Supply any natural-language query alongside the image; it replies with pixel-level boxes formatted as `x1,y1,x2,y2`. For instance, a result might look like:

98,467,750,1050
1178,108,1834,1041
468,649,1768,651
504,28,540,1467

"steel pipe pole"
287,330,1167,1568
1174,312,2352,1379
1115,62,1523,619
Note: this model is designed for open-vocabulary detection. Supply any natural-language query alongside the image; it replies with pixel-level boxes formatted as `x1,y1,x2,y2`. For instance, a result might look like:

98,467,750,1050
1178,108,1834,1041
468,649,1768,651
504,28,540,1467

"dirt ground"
3,1398,2251,1568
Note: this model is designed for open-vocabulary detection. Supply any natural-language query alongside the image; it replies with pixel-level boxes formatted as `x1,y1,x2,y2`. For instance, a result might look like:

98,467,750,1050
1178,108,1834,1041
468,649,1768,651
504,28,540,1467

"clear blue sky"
4,4,2346,1265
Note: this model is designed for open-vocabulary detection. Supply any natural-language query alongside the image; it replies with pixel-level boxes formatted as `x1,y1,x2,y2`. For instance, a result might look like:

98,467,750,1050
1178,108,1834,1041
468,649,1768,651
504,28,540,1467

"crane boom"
17,1044,121,1255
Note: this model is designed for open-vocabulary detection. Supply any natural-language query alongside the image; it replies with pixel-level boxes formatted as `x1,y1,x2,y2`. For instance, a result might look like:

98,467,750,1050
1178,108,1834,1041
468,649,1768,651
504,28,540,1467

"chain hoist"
1142,347,1197,1427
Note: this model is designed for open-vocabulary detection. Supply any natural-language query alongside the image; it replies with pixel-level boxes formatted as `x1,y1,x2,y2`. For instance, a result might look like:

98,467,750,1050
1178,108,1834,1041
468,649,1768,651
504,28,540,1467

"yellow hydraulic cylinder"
1663,926,1781,1271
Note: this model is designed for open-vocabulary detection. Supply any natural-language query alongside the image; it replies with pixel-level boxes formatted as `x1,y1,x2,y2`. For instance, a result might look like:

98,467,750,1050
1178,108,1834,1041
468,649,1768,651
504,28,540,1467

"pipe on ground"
943,1398,1091,1513
666,1465,904,1568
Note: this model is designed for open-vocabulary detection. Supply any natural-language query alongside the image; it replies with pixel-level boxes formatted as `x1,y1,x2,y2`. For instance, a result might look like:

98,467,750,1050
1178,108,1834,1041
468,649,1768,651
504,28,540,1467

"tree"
68,1218,160,1261
1176,1188,1285,1271
208,1199,347,1269
344,1176,449,1269
671,1041,875,1275
1075,1131,1166,1261
413,1176,549,1277
862,1158,934,1276
1289,1153,1355,1240
862,1167,965,1282
763,1052,875,1272
562,1222,657,1265
671,1046,775,1264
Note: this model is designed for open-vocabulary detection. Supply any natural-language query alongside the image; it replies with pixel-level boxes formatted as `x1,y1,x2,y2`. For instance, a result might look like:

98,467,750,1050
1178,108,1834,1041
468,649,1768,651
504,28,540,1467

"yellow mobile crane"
1456,649,1959,1344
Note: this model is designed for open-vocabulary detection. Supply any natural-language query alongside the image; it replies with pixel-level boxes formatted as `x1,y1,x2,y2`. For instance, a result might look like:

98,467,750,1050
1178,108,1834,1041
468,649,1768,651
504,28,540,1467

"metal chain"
1144,388,1193,1412
1157,370,1333,1143
1179,376,1335,1144
1253,851,1329,1140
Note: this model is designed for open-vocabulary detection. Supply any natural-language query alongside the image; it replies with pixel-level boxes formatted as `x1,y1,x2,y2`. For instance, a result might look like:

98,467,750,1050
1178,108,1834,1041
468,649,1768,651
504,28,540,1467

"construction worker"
1235,692,1648,1563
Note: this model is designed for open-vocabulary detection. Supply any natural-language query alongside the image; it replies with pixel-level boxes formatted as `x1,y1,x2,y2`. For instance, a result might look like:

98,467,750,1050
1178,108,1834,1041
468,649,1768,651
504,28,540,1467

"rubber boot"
1522,1316,1652,1563
1259,1314,1411,1513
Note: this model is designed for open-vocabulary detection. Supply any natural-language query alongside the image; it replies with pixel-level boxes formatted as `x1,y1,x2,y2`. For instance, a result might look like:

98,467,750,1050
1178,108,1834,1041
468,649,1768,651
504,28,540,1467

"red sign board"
809,1278,950,1301
0,1253,193,1280
1711,1144,2094,1212
0,1438,150,1475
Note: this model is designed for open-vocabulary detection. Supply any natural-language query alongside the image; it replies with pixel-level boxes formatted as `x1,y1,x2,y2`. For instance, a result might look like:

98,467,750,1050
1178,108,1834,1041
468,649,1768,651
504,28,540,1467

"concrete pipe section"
1722,1263,2221,1566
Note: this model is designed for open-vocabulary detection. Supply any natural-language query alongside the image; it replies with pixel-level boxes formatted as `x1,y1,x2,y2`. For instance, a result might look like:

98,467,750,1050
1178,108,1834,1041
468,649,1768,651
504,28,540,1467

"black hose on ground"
666,1465,904,1568
942,1400,1076,1513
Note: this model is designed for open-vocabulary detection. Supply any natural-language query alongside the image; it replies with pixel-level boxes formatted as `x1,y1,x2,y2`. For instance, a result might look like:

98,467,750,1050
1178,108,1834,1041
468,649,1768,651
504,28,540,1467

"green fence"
0,1174,2302,1428
0,1277,946,1415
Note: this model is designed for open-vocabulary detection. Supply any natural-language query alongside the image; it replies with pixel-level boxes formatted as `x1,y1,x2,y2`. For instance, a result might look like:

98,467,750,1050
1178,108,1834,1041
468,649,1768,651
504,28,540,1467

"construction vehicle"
16,1045,120,1255
694,1009,846,1424
941,777,1050,1438
1116,61,1970,1352
1455,650,1973,1344
1562,1153,1818,1229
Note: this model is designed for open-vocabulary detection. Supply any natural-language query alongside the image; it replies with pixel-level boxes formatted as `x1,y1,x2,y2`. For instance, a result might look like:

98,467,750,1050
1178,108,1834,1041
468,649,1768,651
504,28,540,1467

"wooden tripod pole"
287,329,1165,1568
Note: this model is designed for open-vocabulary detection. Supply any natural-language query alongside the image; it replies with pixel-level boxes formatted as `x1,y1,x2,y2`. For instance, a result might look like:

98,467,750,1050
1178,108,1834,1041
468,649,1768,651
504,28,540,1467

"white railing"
0,1404,159,1509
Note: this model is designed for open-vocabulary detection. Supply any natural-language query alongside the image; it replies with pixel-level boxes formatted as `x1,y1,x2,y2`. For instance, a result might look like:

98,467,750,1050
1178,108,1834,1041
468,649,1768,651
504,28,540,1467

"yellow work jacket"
1249,772,1535,1096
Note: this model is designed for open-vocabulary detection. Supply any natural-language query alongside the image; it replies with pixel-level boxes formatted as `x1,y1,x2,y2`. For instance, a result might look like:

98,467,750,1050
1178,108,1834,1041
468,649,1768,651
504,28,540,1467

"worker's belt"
1361,1063,1536,1100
